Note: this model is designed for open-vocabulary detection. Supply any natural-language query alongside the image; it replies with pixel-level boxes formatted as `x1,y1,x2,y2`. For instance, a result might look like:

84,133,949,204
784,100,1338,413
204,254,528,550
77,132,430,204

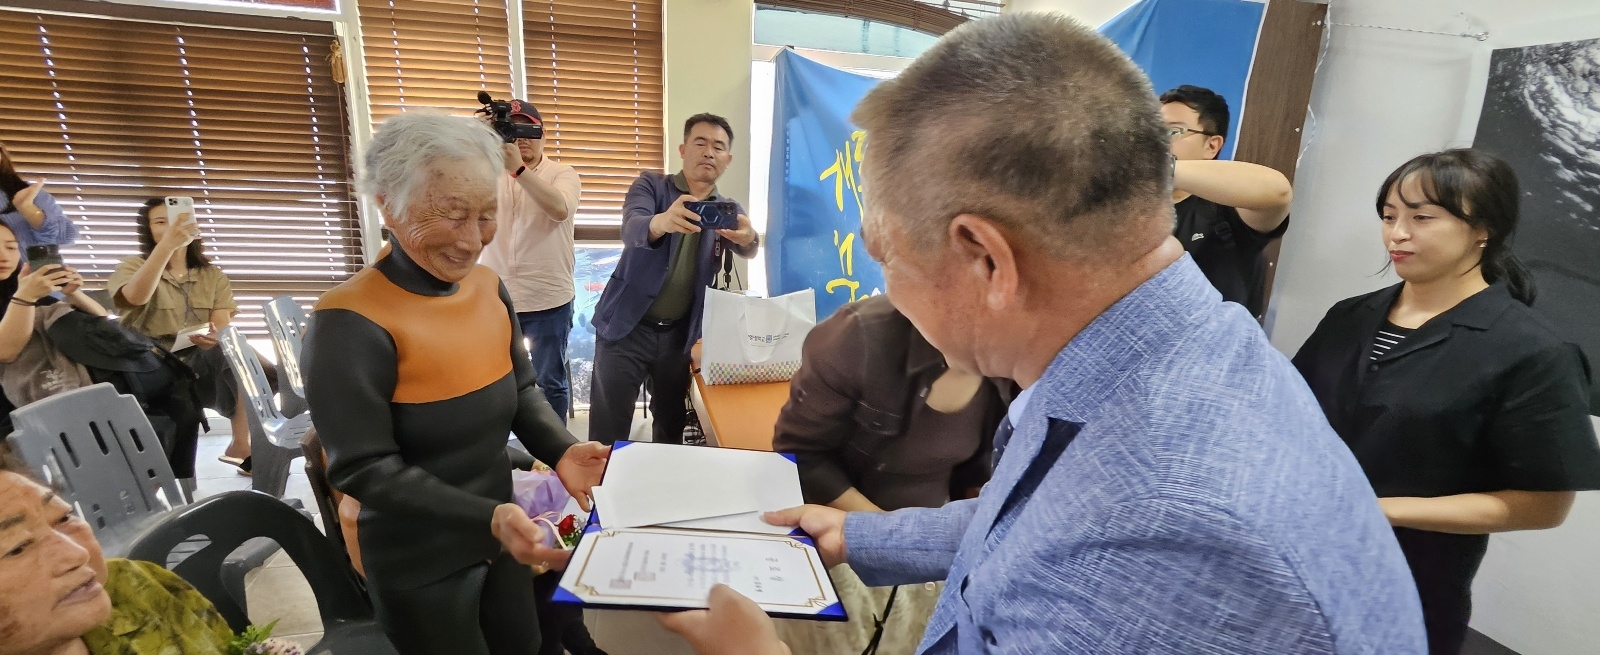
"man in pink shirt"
478,100,583,421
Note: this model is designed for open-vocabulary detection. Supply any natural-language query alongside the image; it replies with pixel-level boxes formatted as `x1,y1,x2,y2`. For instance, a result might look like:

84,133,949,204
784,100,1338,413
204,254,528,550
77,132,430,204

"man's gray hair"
855,13,1173,256
362,112,503,220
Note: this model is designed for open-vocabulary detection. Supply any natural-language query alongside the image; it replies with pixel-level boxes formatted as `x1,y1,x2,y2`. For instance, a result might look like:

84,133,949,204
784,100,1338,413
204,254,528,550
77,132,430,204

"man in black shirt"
1162,85,1293,319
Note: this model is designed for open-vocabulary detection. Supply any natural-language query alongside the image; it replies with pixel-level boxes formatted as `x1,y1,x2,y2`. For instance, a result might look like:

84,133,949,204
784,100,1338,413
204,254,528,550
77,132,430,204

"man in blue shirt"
588,114,759,445
660,14,1426,655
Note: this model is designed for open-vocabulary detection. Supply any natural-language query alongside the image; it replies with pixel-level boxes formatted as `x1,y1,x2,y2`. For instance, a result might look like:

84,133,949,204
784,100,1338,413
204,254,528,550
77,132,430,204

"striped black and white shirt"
1371,321,1416,360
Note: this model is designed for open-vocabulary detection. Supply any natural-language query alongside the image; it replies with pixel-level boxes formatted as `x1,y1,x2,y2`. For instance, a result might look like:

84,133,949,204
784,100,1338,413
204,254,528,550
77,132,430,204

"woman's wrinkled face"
0,471,111,654
384,158,499,283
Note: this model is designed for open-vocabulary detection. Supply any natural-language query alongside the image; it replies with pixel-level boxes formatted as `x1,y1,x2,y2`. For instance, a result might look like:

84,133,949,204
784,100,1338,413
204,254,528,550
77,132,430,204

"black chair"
127,490,396,654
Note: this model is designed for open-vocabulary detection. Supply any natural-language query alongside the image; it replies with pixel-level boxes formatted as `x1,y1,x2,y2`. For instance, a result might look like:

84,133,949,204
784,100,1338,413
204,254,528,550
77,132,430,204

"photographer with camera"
476,95,583,423
588,113,759,445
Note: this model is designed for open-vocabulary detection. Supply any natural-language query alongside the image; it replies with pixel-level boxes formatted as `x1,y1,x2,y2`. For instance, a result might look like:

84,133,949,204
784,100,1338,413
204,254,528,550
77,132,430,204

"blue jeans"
517,302,574,424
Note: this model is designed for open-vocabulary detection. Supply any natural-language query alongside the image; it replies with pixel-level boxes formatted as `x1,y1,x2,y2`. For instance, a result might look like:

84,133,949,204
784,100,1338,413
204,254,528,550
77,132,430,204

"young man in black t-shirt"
1162,85,1293,319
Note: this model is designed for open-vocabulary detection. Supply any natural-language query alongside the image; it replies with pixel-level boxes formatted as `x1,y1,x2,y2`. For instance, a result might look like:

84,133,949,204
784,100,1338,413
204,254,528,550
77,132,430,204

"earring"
1478,241,1487,248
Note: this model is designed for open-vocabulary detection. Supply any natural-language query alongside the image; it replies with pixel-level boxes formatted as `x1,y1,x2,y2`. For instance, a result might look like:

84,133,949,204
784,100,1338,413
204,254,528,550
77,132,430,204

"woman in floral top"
0,450,231,655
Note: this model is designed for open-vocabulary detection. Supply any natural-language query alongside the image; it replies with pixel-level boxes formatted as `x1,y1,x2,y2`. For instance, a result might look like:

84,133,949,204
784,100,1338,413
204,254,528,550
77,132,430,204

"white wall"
1268,2,1600,653
663,0,755,203
1003,0,1138,26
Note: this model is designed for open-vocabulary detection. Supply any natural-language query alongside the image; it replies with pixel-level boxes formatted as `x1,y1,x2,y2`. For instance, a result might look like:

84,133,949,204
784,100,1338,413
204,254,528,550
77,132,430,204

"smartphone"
164,196,196,225
25,244,63,273
684,200,740,230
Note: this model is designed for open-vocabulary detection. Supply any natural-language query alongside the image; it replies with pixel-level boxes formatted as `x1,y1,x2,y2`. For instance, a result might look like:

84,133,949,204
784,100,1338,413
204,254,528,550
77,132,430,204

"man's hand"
11,181,44,215
491,503,574,572
555,442,610,512
717,214,758,249
648,194,703,241
502,142,523,173
764,505,847,567
658,585,791,655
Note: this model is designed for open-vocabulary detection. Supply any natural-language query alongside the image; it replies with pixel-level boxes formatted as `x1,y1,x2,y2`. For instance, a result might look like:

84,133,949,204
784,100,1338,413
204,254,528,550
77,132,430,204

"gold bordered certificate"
554,527,845,620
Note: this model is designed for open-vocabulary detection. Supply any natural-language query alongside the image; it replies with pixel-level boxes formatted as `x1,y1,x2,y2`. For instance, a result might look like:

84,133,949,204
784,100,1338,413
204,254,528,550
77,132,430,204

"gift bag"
701,288,816,385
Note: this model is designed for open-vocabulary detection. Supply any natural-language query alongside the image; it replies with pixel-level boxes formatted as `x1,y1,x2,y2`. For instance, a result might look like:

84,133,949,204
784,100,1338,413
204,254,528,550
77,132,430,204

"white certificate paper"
557,527,843,619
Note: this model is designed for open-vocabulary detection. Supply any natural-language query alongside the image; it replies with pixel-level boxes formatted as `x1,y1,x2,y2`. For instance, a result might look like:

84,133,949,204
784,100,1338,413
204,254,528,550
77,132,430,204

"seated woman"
1,141,81,249
0,224,103,401
0,448,234,654
771,295,1013,654
0,222,204,480
107,199,272,474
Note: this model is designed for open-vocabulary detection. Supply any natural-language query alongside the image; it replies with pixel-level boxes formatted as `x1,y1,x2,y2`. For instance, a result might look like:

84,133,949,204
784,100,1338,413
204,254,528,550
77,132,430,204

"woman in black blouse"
1293,149,1600,654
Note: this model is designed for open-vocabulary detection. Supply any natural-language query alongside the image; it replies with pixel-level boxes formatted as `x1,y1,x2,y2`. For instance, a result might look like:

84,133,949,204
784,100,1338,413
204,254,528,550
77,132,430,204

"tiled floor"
198,408,691,653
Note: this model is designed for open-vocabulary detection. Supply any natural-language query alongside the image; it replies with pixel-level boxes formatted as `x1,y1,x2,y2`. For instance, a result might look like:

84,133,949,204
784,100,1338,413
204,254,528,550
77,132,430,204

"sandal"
218,455,252,476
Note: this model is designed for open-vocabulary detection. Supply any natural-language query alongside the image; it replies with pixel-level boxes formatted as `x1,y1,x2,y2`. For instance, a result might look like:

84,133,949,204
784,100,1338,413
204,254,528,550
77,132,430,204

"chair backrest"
126,490,373,633
217,326,286,427
6,383,185,532
262,296,308,398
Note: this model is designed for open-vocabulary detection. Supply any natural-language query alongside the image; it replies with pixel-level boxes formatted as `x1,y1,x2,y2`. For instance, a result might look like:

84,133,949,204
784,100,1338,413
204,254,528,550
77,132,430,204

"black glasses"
1166,127,1213,139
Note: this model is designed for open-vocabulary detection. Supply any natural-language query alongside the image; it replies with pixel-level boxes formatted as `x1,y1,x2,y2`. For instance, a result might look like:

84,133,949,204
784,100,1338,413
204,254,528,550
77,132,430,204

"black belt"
639,316,683,329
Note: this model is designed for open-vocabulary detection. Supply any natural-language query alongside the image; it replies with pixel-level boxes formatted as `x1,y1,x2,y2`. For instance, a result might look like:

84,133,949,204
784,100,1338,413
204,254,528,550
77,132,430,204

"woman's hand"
15,263,70,303
159,213,201,252
555,442,610,512
59,267,85,296
491,503,575,572
11,181,44,215
189,323,220,350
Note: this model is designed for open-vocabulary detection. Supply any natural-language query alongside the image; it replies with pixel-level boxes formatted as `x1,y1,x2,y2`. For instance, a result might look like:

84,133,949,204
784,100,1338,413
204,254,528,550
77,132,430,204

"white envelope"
590,442,803,535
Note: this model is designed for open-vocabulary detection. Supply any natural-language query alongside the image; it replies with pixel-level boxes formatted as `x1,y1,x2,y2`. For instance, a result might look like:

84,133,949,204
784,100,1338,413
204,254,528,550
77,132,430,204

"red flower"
558,514,577,537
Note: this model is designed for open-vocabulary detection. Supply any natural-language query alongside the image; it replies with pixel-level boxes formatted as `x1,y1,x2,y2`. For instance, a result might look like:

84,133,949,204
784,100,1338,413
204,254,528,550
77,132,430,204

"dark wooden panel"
1234,0,1327,182
1234,0,1327,321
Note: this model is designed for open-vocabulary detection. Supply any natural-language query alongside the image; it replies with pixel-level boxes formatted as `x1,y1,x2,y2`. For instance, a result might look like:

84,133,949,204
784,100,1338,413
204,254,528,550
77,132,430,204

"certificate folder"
553,441,846,621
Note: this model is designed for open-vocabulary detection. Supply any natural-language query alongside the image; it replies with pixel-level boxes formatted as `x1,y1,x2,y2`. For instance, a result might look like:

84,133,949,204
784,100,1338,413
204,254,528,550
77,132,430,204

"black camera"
476,91,544,143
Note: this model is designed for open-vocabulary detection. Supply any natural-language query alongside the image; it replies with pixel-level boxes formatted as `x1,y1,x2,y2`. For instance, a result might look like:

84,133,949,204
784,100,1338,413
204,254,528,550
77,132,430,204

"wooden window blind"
524,0,664,225
359,0,516,124
0,6,358,337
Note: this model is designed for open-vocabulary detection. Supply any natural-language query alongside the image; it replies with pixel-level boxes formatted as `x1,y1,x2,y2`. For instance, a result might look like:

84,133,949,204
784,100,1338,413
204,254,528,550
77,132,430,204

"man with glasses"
1163,85,1293,319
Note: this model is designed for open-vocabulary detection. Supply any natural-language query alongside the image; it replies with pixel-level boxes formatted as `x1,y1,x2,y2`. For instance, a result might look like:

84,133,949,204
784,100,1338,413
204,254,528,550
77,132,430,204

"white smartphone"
164,196,196,225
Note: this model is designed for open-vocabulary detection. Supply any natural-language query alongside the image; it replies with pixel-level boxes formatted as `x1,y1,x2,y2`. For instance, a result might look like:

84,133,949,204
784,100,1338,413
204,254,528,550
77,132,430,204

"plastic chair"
6,383,188,553
217,326,310,497
263,296,309,417
127,490,396,653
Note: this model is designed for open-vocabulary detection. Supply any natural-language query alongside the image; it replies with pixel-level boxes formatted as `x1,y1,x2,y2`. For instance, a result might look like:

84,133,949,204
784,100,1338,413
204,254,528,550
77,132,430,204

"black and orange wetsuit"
302,245,576,654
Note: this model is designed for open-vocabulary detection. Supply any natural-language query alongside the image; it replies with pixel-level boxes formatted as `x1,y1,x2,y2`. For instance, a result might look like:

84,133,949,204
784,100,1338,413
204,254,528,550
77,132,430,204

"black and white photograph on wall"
1472,36,1600,412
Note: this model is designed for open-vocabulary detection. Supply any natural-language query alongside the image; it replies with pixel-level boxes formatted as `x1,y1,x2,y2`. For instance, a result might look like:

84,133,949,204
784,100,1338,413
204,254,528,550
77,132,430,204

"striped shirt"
1372,321,1416,360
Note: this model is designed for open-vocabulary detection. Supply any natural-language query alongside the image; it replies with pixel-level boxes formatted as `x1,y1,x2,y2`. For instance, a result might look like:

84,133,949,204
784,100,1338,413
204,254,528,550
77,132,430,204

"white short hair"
362,112,503,220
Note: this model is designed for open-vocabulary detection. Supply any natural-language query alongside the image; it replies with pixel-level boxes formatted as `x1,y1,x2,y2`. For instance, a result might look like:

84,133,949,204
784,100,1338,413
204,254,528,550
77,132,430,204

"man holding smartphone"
476,100,584,423
587,113,759,445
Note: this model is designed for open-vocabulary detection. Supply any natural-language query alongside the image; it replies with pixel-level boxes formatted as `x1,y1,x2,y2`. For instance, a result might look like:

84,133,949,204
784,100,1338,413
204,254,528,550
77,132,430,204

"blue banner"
1100,0,1266,160
765,49,885,320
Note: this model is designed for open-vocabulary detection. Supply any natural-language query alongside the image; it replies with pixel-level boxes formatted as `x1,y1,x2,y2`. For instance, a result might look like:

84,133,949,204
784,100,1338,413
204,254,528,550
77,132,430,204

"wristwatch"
512,165,527,179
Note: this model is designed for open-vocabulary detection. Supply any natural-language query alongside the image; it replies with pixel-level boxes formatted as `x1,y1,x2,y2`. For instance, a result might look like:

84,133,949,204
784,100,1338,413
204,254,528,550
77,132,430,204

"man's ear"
948,214,1019,311
1206,135,1225,160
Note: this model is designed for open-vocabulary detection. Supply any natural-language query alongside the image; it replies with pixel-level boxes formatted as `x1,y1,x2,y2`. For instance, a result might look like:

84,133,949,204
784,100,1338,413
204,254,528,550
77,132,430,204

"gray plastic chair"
5,383,187,552
217,326,310,497
128,490,396,653
263,296,309,418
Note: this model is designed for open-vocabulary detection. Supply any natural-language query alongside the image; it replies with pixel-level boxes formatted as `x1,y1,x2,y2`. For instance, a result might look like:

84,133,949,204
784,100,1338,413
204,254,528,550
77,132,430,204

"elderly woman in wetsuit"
301,113,609,655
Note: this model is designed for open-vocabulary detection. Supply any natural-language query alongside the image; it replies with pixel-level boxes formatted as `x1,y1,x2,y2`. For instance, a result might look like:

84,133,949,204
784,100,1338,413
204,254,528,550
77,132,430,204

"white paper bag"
700,288,816,385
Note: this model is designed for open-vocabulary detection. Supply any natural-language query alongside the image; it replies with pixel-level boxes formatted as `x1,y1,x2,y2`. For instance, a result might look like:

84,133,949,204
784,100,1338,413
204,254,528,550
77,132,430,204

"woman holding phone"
108,198,268,474
1292,149,1600,653
0,141,80,249
0,222,106,402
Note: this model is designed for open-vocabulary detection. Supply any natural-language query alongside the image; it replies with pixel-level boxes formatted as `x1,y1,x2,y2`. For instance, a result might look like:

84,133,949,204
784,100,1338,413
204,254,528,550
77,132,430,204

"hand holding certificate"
554,442,846,621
